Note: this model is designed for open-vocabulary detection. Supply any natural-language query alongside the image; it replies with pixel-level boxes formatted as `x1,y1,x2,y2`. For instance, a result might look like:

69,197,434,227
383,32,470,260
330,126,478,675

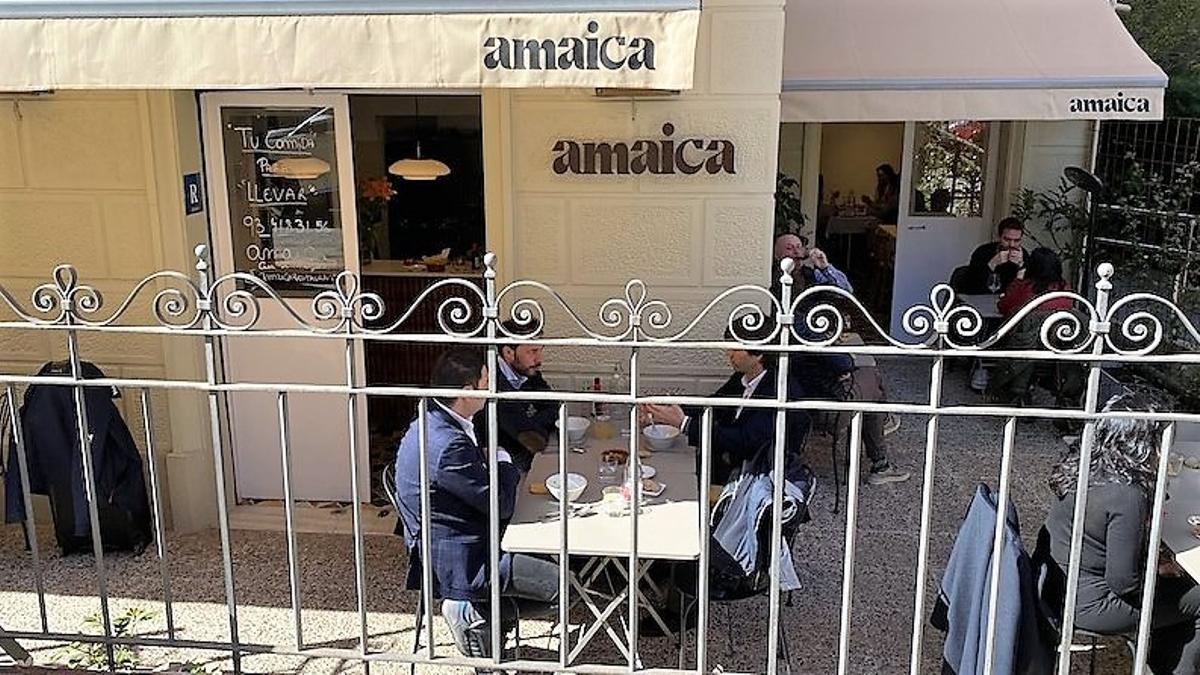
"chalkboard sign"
219,106,345,293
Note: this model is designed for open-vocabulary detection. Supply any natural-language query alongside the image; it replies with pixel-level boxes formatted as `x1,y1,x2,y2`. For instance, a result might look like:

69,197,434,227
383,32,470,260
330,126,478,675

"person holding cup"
961,217,1030,295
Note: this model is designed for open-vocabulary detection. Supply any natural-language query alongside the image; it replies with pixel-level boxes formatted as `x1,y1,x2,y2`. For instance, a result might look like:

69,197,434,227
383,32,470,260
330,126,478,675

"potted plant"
356,177,396,264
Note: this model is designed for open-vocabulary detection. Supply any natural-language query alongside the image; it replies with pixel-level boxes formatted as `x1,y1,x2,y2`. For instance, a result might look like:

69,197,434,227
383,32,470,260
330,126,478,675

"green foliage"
1011,178,1090,267
55,606,156,670
774,172,805,237
1014,158,1199,294
1121,0,1200,117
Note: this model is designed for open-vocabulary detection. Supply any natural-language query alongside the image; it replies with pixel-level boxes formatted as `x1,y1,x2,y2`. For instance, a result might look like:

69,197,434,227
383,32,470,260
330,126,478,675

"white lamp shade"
388,157,451,181
270,156,331,180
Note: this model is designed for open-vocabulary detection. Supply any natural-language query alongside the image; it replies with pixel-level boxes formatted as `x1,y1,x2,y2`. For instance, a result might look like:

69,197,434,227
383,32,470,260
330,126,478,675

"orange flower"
358,177,396,203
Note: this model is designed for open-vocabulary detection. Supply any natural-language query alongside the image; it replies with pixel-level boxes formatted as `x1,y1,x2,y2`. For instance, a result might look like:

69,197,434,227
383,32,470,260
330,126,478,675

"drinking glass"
597,456,621,487
987,271,1001,294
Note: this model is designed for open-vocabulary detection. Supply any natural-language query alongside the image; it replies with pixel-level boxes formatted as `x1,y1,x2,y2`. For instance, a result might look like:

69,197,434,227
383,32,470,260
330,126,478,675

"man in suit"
394,347,558,662
476,319,558,473
640,326,810,486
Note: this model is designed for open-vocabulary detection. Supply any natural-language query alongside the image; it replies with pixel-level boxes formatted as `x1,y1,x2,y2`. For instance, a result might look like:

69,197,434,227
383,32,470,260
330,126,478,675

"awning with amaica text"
0,0,700,90
780,0,1168,122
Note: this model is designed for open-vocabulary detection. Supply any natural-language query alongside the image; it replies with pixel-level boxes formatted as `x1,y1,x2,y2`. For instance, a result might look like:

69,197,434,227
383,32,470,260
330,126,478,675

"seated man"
475,319,557,473
792,352,910,485
772,232,853,295
774,233,909,485
394,347,558,662
961,217,1030,294
640,325,810,486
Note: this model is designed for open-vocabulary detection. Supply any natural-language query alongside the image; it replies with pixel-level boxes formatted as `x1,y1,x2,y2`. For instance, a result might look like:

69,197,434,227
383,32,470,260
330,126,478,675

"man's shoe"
866,464,911,485
970,366,989,393
441,599,492,659
883,414,901,436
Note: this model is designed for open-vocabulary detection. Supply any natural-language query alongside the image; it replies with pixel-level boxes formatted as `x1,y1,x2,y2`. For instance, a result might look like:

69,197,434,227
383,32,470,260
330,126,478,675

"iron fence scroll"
1,247,1199,674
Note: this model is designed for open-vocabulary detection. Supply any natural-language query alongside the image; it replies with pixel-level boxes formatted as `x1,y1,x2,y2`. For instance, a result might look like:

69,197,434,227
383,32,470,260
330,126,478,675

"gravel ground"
1,359,1131,674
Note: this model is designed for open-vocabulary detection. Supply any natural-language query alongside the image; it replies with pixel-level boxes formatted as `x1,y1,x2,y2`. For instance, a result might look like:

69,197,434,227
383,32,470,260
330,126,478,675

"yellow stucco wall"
0,90,214,532
486,0,787,394
0,90,172,443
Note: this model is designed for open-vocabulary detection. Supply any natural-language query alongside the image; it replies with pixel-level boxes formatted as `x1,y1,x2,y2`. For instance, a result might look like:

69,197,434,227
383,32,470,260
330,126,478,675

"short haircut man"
642,323,809,486
962,216,1031,294
394,346,558,659
475,318,559,472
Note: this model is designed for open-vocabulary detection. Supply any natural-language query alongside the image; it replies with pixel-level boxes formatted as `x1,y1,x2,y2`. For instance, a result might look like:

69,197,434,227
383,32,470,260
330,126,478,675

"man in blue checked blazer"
395,347,559,663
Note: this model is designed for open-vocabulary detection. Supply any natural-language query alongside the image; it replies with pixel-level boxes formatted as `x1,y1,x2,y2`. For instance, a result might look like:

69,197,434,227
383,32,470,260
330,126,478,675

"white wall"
1013,120,1094,253
487,0,786,394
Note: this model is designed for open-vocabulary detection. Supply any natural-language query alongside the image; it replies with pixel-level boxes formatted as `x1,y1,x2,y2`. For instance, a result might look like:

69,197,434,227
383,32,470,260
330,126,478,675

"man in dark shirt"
961,217,1031,294
640,326,810,486
476,319,558,473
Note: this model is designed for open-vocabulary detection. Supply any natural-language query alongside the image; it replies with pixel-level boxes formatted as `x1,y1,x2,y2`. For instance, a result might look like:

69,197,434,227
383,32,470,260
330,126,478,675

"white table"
1163,466,1200,582
825,215,878,268
958,293,1003,320
502,433,700,664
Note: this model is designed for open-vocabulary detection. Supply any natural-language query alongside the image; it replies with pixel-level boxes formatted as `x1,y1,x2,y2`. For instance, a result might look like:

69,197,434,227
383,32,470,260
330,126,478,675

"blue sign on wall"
183,173,204,215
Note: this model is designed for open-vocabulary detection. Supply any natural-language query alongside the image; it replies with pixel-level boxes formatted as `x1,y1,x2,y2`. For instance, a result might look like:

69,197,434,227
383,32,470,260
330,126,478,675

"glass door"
201,92,368,502
891,121,999,338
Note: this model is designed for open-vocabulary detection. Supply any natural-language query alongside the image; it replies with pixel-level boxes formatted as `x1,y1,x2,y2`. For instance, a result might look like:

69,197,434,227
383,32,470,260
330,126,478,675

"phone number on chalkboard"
242,215,333,235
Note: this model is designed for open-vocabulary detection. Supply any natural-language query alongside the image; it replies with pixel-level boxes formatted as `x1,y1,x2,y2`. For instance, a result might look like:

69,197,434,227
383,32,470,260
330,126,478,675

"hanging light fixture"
270,156,331,180
387,98,450,181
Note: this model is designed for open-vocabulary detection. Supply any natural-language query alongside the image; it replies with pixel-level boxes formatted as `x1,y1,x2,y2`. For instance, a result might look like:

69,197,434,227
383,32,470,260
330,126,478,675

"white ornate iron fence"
0,245,1198,675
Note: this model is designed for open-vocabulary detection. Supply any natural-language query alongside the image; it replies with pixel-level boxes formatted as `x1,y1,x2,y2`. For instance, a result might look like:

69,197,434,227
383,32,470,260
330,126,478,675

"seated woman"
997,247,1072,317
988,247,1083,406
1043,392,1200,675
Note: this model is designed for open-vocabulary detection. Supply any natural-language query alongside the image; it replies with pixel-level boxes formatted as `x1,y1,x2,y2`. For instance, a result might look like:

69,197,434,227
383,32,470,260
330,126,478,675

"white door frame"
200,91,369,502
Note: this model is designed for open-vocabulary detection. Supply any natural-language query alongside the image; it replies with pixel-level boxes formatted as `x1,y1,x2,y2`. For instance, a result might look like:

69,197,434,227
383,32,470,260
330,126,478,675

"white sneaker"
970,366,989,393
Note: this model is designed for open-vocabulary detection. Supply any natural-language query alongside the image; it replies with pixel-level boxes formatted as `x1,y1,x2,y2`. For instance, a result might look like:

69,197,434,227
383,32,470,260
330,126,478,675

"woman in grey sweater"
1044,393,1200,674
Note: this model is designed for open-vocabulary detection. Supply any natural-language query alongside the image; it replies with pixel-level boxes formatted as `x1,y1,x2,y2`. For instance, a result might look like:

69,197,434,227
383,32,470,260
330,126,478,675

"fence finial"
779,257,795,286
483,252,497,279
1096,262,1115,291
194,244,209,273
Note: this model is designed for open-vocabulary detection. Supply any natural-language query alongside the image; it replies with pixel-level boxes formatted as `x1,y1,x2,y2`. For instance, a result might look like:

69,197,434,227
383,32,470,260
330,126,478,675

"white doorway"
201,92,368,502
891,121,1000,339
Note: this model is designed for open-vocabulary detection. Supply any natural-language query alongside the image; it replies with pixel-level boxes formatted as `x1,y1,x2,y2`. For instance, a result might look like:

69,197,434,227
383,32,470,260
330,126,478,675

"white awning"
0,1,700,90
780,0,1168,122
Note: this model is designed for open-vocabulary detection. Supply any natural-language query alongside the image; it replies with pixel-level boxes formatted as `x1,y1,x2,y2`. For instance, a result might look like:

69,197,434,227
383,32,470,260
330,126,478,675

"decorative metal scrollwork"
0,248,1193,366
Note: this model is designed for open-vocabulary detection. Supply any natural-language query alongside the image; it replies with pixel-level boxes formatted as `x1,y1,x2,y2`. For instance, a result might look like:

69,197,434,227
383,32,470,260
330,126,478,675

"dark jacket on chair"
4,361,152,555
395,404,521,602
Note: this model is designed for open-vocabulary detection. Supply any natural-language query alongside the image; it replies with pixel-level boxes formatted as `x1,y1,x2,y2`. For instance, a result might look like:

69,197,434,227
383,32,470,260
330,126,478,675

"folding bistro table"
1163,464,1200,582
502,434,701,665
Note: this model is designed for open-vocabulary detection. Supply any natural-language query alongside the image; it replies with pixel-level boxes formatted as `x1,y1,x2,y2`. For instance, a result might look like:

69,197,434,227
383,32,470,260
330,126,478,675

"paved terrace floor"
0,359,1129,674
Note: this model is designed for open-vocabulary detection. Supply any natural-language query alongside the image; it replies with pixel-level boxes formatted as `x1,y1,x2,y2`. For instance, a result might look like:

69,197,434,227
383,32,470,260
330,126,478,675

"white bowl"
556,416,591,444
545,472,588,502
642,424,681,451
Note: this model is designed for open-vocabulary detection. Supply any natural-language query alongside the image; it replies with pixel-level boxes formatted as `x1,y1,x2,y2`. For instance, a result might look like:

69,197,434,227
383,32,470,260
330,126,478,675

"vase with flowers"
356,177,396,264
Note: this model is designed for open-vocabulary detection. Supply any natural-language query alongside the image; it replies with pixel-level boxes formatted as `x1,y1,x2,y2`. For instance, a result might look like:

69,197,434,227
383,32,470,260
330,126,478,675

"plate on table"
640,465,656,479
642,478,666,497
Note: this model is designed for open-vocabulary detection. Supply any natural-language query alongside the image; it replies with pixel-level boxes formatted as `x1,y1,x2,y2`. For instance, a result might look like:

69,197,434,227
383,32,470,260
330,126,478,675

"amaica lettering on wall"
483,20,655,72
552,123,736,176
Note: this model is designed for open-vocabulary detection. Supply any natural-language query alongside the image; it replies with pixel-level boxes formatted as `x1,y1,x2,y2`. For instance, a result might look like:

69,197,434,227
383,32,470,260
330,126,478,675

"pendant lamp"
270,156,331,180
388,98,451,181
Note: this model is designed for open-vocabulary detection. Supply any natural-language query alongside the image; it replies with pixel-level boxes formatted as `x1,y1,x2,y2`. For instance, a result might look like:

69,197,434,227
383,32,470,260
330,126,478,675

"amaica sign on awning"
0,1,701,90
